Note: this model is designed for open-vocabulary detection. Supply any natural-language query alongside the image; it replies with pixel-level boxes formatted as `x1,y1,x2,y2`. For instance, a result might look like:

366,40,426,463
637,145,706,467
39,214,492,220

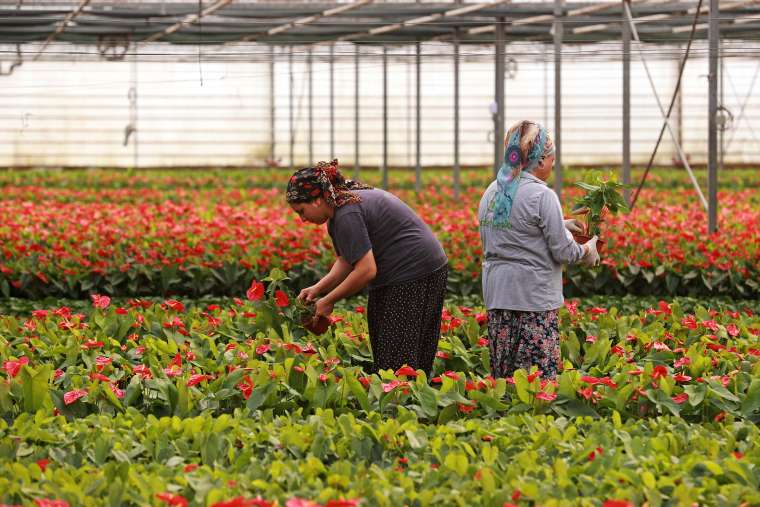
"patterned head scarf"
480,120,555,228
286,159,373,208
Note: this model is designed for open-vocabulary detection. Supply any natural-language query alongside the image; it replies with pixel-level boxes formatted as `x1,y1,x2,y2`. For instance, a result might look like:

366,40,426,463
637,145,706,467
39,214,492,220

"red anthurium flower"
673,374,692,383
274,290,289,307
34,500,69,507
63,389,87,405
535,391,557,401
475,313,488,325
652,365,668,379
211,497,274,507
324,500,361,507
477,337,489,347
81,340,104,350
91,294,110,309
187,374,211,387
156,493,189,507
435,351,450,360
95,356,112,368
681,315,697,330
382,380,411,393
673,356,691,368
652,341,671,352
4,356,29,378
511,490,522,501
672,393,689,404
527,370,542,382
585,335,597,344
442,371,461,381
394,365,418,377
36,458,50,472
286,499,321,507
115,307,128,315
255,344,270,355
358,376,371,388
590,307,608,315
458,402,476,413
110,384,125,398
354,306,365,314
164,300,185,313
732,451,744,459
32,309,48,319
237,375,254,400
88,372,111,383
53,369,64,379
247,281,265,301
132,364,152,379
603,501,634,507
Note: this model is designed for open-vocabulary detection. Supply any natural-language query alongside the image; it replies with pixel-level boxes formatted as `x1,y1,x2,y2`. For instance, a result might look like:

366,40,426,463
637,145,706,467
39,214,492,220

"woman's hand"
563,218,586,235
314,297,334,320
297,285,320,303
581,236,601,267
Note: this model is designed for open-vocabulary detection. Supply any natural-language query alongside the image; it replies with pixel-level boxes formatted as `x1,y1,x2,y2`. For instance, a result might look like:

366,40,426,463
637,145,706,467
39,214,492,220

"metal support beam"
622,0,631,204
269,45,276,165
382,46,389,190
239,0,374,43
354,44,360,180
308,47,313,165
415,41,422,194
494,17,505,177
144,0,235,43
453,28,461,199
329,44,335,159
554,0,563,199
289,47,294,172
334,0,512,44
33,0,92,61
708,0,719,233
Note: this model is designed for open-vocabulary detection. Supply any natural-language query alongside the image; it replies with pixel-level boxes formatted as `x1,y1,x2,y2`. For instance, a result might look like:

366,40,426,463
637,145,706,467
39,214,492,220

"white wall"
1,41,758,168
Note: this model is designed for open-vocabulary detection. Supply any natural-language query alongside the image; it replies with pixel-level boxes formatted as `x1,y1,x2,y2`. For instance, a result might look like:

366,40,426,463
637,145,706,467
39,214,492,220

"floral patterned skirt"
486,309,560,380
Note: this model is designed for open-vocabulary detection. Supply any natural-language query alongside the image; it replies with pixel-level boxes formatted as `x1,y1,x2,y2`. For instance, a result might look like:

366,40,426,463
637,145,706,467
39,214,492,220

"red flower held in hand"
247,280,265,301
91,294,110,309
63,389,87,405
274,290,290,307
156,493,189,507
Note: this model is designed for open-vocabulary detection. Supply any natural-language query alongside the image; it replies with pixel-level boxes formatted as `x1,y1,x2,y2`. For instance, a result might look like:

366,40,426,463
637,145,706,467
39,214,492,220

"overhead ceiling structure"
1,0,759,46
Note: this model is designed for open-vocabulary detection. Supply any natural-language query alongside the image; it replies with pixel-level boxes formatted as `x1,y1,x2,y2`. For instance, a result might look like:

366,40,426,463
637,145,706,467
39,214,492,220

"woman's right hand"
298,285,321,302
582,236,601,267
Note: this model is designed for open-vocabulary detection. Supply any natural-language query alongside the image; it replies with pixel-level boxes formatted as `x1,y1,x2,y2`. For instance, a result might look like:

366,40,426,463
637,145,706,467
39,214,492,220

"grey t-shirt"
478,173,585,311
327,188,448,289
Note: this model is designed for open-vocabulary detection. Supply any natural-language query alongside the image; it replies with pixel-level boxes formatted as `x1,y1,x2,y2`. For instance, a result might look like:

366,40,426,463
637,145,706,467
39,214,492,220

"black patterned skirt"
486,309,560,380
366,265,448,376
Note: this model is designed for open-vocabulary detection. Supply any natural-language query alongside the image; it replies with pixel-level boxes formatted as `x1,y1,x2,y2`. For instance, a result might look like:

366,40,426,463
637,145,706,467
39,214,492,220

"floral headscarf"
480,120,555,228
286,159,372,208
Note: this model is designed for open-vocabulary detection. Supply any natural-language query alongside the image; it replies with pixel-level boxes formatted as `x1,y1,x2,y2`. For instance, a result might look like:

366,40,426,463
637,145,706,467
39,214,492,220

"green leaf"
740,379,760,416
20,364,53,414
246,382,277,412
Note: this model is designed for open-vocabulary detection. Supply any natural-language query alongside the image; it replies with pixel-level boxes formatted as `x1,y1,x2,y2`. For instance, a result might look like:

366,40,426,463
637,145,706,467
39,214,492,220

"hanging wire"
629,0,705,210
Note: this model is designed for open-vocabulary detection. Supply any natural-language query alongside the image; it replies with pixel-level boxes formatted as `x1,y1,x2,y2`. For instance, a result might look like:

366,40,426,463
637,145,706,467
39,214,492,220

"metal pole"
415,41,422,194
554,0,563,199
330,44,335,160
708,0,719,233
382,45,389,190
289,46,294,172
354,44,360,179
269,45,276,165
454,28,461,199
308,48,313,166
622,0,631,205
676,45,684,161
494,17,505,177
719,38,724,175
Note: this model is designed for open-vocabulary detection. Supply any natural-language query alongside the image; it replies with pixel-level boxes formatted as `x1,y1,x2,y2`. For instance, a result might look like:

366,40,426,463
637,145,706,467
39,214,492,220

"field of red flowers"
0,168,758,507
0,169,757,299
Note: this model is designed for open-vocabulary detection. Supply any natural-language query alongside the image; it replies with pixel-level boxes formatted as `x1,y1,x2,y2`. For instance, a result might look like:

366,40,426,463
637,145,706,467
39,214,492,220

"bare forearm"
323,267,374,305
315,258,352,294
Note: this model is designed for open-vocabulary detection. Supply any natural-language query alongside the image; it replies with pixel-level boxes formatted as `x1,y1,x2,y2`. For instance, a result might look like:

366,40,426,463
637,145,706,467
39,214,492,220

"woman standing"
478,121,600,380
287,159,448,376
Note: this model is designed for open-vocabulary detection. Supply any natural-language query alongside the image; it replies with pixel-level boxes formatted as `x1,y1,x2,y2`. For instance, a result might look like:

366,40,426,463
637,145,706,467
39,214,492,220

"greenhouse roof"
0,0,759,47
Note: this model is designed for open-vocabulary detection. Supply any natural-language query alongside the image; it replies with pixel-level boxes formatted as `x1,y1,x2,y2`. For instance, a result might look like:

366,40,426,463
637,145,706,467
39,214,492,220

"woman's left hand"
563,218,585,234
314,297,334,321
